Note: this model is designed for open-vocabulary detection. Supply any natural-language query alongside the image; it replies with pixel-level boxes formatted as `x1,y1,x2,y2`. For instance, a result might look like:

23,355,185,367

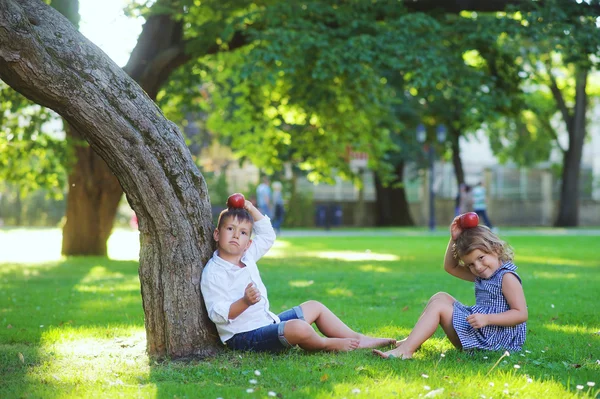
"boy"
201,200,394,352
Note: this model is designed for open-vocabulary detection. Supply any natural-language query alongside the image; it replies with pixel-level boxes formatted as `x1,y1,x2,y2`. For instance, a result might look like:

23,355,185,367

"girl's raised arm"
444,216,475,282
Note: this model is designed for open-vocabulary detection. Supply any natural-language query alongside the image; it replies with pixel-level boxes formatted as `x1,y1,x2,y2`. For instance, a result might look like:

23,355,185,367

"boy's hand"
450,216,463,241
244,200,264,221
466,313,489,329
243,282,261,306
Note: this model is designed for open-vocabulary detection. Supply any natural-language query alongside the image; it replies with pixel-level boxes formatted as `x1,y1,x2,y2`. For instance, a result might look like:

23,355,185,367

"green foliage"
0,230,599,398
0,183,66,227
482,0,600,168
282,189,314,228
0,82,70,198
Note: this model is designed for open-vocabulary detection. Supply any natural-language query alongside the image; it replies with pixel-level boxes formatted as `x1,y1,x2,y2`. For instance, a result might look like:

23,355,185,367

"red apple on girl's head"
460,212,479,229
227,193,245,209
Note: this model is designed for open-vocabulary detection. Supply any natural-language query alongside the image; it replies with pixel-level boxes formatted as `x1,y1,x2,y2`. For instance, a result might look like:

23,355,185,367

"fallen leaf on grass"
7,324,13,329
18,353,24,363
320,374,329,382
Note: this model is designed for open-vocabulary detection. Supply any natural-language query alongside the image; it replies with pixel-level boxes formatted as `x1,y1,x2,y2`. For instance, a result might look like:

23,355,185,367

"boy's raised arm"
244,200,276,261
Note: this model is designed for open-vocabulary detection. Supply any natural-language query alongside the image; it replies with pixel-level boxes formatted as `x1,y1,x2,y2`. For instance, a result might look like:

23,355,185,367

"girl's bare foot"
324,338,360,352
358,337,396,349
372,346,412,359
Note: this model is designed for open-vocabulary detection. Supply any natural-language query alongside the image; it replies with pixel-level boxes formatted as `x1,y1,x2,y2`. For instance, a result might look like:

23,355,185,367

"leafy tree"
490,1,600,226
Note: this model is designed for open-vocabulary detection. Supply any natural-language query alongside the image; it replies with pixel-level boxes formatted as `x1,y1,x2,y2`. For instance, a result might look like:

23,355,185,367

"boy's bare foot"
324,338,360,352
372,347,412,360
357,337,397,349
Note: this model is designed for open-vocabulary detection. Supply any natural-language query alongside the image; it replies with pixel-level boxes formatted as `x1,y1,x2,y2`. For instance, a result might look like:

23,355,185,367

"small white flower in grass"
480,395,487,399
254,370,261,376
40,325,44,328
503,389,509,395
504,351,510,357
551,304,555,308
424,385,431,391
483,356,488,360
514,365,521,369
268,392,277,397
489,382,494,387
424,388,444,398
541,350,546,353
246,388,254,393
527,378,533,383
525,350,531,353
249,379,258,384
576,385,584,390
440,353,445,358
504,383,509,387
587,382,595,387
351,388,361,394
597,360,600,365
422,374,429,378
520,354,525,357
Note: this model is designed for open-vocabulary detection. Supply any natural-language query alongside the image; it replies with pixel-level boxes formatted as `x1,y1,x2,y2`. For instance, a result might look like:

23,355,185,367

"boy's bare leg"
283,319,360,351
300,300,395,349
373,292,459,359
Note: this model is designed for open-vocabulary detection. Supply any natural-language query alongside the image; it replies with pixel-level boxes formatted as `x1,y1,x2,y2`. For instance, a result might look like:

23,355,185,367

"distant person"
472,181,494,229
256,176,272,218
456,183,473,216
201,201,395,353
373,217,527,360
271,181,285,234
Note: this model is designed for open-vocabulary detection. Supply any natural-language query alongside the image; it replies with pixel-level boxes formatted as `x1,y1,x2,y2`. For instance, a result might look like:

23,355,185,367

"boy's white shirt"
201,217,278,343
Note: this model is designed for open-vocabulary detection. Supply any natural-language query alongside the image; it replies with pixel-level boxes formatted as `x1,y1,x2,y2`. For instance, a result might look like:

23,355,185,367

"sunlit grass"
0,228,599,398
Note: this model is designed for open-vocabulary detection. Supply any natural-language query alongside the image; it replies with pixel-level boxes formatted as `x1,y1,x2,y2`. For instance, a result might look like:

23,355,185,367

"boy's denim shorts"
225,306,305,352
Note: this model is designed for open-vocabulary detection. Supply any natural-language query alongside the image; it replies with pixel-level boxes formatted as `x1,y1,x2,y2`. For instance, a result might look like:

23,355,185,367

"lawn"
0,228,598,398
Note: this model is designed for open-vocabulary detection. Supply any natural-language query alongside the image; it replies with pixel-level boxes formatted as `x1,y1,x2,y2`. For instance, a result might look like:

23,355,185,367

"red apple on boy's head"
227,193,245,209
460,212,479,229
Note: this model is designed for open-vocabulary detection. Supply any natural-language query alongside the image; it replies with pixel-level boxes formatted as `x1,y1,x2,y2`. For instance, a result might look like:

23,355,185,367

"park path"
277,227,600,237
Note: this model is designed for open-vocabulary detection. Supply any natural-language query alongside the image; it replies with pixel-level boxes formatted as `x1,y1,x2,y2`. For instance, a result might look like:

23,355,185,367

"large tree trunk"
61,124,124,255
0,0,220,359
374,162,415,226
554,68,588,227
61,4,191,255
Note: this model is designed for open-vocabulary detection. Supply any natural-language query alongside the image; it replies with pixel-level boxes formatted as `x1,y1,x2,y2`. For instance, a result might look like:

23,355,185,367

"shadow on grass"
0,257,141,398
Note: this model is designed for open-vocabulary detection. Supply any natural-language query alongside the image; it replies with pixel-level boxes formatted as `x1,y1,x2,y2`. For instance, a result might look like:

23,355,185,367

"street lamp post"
416,124,447,231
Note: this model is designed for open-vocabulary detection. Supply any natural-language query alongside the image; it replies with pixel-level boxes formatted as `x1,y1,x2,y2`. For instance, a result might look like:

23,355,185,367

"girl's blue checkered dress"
452,262,526,351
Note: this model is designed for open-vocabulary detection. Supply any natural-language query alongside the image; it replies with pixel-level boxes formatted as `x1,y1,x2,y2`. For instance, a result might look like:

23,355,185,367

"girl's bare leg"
300,300,395,349
373,292,460,359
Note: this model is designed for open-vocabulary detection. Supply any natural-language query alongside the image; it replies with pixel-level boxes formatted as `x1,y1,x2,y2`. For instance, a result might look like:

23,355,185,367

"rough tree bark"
0,0,220,358
61,4,192,256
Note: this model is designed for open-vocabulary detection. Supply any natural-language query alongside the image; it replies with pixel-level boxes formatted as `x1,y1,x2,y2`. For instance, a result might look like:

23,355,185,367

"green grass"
0,228,599,398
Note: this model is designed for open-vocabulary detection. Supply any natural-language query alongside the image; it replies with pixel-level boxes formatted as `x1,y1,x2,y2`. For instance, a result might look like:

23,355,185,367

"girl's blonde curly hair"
453,226,514,266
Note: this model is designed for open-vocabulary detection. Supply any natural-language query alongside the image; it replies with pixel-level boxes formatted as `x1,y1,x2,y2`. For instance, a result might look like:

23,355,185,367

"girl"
374,216,527,359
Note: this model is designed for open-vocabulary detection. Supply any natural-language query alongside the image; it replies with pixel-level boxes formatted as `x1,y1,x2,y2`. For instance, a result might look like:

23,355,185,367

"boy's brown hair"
453,226,514,266
216,208,253,229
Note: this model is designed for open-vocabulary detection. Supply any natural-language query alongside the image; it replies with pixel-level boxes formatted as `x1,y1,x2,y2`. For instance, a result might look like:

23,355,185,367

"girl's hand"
450,216,463,241
466,313,489,329
243,282,261,306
